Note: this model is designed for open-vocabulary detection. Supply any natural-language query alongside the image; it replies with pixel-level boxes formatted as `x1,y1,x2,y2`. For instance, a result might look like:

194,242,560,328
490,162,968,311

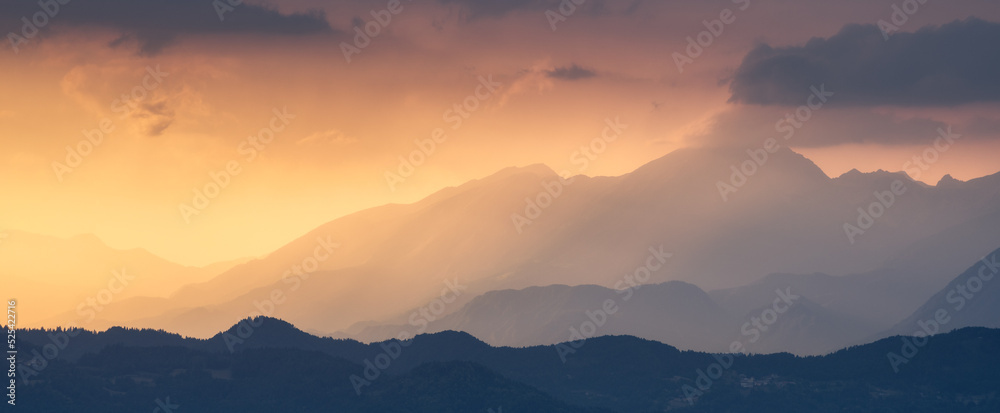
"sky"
1,0,999,266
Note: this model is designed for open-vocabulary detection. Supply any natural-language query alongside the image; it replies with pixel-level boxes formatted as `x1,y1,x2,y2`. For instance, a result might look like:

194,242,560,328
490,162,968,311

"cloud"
497,62,556,107
0,0,334,55
59,62,216,137
438,0,608,19
688,106,999,148
728,18,1000,107
547,64,597,80
131,99,176,137
297,129,358,146
963,116,1000,137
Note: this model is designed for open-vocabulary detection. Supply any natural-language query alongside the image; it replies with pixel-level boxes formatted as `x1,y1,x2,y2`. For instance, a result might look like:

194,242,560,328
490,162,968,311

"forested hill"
14,318,1000,412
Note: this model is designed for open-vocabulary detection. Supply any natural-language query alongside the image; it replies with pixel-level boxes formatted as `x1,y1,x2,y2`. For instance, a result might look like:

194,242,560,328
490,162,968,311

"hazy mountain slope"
340,281,878,355
528,147,838,289
884,247,1000,337
153,167,575,311
230,149,998,338
85,166,615,336
882,206,1000,288
364,281,734,351
38,148,1000,340
122,267,400,338
709,270,918,331
479,148,1000,291
1,230,233,326
736,296,882,355
707,206,1000,338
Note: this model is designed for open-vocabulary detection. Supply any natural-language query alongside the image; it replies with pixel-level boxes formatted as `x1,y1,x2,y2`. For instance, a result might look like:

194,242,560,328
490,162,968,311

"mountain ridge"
19,147,1000,353
15,317,1000,412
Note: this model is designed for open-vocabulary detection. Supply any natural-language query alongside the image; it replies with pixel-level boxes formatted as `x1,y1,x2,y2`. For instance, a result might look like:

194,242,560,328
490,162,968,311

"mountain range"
14,318,1000,412
10,146,1000,355
341,247,1000,355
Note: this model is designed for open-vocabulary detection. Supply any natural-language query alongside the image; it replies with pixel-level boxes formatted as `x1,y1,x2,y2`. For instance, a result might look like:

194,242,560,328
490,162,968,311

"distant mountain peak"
626,146,831,185
833,168,915,186
936,174,963,187
841,168,863,177
488,163,558,180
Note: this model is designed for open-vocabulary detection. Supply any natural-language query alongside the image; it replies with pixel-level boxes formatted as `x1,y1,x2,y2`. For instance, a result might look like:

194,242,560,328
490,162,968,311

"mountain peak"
215,316,305,340
626,146,830,186
936,174,963,187
841,168,863,177
833,168,914,186
489,163,558,180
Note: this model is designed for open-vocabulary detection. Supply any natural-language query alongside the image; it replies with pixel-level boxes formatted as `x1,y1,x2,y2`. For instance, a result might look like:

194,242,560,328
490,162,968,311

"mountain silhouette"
15,318,1000,412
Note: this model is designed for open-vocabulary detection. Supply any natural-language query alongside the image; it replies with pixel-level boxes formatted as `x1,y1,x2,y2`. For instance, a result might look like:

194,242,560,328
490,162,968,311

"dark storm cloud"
547,64,597,80
438,0,608,19
963,116,1000,137
728,18,1000,107
1,0,333,55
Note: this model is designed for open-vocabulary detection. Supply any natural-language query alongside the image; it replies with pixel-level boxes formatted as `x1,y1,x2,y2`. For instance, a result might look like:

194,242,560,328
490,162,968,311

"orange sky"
1,0,998,266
